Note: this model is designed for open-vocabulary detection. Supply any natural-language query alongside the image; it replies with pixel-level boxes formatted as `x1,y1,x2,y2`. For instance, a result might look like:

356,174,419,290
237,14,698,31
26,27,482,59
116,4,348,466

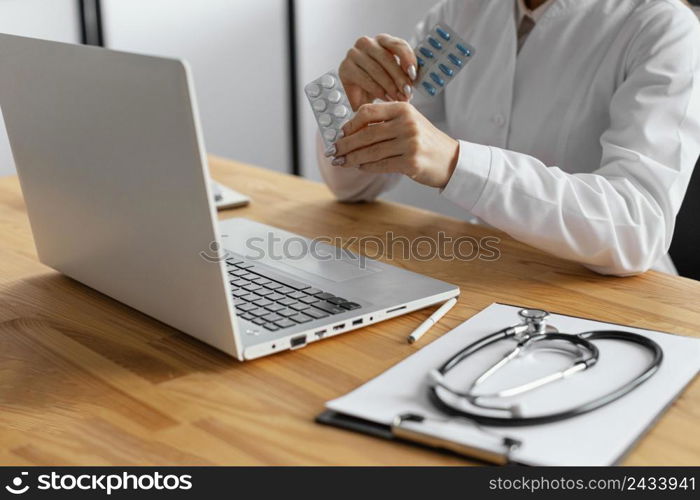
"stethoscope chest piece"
517,308,552,337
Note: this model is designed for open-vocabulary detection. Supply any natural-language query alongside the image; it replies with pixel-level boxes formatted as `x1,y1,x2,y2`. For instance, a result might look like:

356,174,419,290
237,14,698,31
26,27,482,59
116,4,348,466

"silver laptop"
0,34,459,360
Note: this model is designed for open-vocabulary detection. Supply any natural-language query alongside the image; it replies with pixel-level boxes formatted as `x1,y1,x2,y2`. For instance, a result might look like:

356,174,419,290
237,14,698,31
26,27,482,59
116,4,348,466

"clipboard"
316,303,700,465
317,410,523,464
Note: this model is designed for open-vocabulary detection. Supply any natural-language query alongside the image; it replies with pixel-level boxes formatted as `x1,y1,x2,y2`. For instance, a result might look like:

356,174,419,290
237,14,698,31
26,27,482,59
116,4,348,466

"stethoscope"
428,309,664,426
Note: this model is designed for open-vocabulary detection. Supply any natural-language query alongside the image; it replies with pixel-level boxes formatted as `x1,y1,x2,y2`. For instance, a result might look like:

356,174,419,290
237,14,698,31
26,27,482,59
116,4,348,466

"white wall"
0,0,81,176
102,0,291,173
296,0,469,219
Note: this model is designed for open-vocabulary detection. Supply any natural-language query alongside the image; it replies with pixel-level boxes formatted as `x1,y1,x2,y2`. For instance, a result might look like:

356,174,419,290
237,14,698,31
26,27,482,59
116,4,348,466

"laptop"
0,33,459,360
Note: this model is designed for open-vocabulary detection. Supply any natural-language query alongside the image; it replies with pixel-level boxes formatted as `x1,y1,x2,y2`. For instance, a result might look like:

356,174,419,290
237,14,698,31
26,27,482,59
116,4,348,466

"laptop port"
290,335,307,349
386,305,407,314
333,323,346,331
352,318,363,326
315,329,326,338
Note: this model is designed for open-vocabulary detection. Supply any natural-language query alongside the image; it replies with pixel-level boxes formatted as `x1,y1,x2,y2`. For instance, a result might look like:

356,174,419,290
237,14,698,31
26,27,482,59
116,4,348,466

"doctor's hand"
338,34,417,111
329,102,460,189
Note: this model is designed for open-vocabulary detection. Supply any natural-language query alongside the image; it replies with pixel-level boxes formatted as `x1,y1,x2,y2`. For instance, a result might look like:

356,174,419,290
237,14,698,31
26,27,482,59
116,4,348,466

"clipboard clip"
391,413,522,465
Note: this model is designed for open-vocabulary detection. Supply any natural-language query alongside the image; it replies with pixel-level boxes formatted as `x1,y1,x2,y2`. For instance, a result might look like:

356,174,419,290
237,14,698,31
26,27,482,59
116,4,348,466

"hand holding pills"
329,101,460,189
338,33,418,111
307,23,474,185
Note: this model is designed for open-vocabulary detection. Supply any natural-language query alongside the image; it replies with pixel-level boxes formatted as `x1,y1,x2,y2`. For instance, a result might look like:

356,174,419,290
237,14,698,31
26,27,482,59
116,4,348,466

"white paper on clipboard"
325,303,700,465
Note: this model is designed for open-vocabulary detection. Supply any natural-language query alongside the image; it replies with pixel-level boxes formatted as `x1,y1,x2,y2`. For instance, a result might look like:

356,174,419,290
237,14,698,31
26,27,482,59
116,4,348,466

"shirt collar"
516,0,556,24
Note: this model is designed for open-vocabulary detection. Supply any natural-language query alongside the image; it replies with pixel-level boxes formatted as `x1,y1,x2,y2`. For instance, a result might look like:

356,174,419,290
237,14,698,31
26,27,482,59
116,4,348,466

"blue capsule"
422,81,437,96
429,72,445,87
436,27,451,41
417,56,425,67
448,53,463,67
438,63,454,77
456,43,472,57
419,47,434,59
428,36,442,50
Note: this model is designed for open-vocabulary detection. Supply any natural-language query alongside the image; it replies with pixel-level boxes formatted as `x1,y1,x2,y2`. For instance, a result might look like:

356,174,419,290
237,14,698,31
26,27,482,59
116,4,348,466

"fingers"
358,156,406,174
348,47,402,101
342,102,408,137
364,37,413,100
339,138,405,167
339,59,386,102
376,34,418,82
334,122,397,157
354,36,413,101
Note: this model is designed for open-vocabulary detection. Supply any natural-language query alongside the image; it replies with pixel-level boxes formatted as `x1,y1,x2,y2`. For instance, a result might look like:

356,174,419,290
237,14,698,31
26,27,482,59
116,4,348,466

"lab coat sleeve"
316,134,401,202
442,5,700,276
317,0,450,202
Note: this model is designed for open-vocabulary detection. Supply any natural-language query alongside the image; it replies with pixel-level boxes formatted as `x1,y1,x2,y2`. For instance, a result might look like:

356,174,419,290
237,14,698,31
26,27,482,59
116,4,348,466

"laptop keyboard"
226,256,361,332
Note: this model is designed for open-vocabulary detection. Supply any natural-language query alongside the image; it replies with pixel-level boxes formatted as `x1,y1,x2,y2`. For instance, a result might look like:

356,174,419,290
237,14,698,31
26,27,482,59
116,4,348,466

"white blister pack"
305,71,353,151
414,23,475,99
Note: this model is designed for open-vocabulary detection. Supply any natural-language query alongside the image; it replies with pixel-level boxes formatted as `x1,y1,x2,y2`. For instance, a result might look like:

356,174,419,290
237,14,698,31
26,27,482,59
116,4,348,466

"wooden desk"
0,156,698,465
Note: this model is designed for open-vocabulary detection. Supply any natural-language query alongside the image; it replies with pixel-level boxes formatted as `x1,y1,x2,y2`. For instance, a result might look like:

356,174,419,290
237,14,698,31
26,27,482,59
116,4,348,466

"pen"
408,297,458,344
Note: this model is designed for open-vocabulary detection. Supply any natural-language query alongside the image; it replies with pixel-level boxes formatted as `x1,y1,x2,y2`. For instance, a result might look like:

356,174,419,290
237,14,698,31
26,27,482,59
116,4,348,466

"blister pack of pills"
305,70,353,151
414,23,475,99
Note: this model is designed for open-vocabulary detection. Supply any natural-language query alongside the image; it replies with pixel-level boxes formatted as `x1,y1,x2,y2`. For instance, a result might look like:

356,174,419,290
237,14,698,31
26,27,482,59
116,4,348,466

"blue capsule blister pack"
414,23,475,99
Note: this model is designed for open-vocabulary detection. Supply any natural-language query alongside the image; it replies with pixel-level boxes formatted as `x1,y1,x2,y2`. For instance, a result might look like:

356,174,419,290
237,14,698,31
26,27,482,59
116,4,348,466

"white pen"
407,298,458,344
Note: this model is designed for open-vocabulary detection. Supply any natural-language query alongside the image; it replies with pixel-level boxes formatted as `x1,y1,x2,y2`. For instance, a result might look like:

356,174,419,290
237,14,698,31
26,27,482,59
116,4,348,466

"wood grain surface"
0,155,698,465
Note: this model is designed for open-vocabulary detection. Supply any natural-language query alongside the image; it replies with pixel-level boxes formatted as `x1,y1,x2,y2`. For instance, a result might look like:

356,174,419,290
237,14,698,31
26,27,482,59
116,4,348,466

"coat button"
493,114,505,127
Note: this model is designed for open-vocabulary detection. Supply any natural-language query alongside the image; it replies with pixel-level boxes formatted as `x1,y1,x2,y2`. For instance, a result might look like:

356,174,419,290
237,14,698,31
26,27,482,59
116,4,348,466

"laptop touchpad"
220,218,380,283
262,246,379,283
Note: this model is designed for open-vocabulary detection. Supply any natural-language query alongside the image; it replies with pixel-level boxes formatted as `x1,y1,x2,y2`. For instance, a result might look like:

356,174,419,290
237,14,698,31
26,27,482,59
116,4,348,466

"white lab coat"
317,0,700,276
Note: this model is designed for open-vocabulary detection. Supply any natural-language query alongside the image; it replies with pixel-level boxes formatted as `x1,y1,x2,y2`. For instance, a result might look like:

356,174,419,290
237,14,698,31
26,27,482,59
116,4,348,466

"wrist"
440,138,460,189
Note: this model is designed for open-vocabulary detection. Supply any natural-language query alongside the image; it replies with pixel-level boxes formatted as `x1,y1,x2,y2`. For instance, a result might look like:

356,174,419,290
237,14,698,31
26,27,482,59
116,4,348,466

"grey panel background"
0,0,81,177
102,0,291,173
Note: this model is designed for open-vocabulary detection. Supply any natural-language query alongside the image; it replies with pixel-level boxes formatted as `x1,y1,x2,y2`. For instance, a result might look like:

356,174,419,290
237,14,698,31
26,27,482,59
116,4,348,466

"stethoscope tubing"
429,329,663,426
